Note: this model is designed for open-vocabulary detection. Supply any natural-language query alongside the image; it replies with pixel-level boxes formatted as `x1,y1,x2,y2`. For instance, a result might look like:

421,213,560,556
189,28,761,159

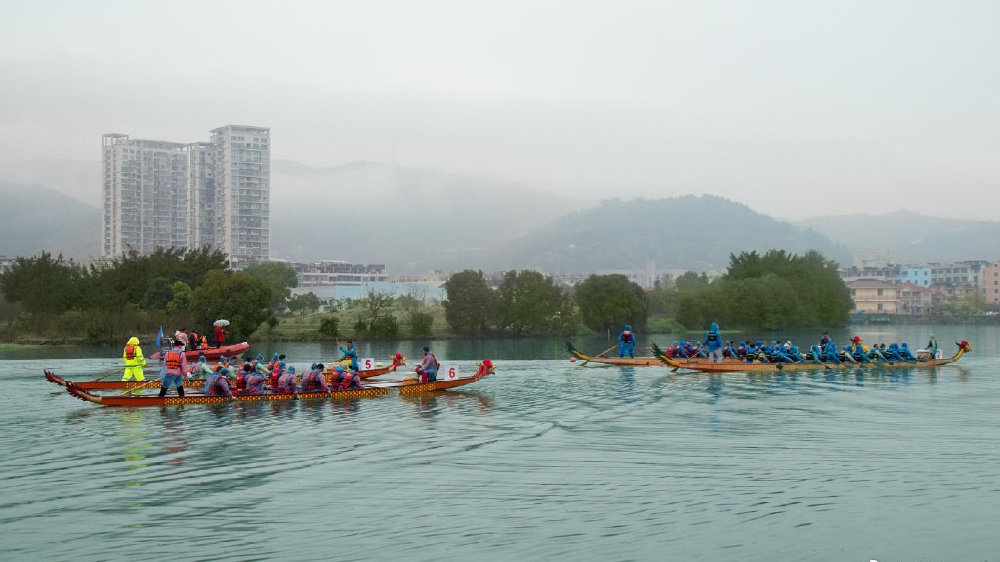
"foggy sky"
2,0,998,220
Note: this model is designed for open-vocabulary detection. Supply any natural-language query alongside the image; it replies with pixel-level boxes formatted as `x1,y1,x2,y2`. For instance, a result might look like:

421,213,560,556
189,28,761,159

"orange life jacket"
166,349,182,371
125,345,137,360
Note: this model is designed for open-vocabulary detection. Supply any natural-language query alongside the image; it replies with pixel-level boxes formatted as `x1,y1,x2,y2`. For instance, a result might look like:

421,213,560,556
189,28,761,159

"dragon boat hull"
57,361,495,407
46,358,405,391
565,342,663,366
652,342,971,373
566,341,741,367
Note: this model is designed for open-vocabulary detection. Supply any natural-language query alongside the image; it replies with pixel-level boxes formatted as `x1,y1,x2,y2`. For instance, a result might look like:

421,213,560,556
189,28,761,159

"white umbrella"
213,319,230,327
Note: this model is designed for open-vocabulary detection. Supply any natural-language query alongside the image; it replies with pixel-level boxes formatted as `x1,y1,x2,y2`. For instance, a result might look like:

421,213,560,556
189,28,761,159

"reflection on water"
617,367,637,403
119,409,150,488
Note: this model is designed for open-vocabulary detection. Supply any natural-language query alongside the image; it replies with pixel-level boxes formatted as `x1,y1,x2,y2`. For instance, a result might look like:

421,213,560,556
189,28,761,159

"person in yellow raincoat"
122,336,146,383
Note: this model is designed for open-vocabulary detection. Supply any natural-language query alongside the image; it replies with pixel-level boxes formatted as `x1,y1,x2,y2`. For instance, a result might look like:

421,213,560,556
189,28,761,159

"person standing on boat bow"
159,340,188,397
618,325,636,358
122,336,147,388
704,322,723,363
416,346,439,383
339,340,359,371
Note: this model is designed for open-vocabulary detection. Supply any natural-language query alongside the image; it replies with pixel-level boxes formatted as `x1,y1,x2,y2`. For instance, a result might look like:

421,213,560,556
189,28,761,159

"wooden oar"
94,366,127,381
577,344,618,366
594,345,617,358
114,378,162,396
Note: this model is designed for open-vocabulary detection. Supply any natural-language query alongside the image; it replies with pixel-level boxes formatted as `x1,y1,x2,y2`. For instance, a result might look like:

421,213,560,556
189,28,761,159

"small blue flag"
157,326,164,347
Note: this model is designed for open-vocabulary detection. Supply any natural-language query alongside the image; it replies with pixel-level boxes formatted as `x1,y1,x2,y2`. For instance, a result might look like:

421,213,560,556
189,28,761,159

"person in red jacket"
214,324,226,347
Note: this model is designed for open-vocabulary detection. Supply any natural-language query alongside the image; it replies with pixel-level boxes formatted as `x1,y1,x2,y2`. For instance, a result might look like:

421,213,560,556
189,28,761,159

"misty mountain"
489,195,852,273
269,160,568,271
0,181,100,260
793,210,1000,262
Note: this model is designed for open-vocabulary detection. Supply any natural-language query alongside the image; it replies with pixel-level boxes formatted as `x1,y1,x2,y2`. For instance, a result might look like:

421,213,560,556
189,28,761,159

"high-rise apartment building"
211,125,270,269
102,125,270,268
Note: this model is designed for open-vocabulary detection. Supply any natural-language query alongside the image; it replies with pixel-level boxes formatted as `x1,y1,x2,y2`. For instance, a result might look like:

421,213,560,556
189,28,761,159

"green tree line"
650,250,851,330
0,248,284,343
442,250,851,336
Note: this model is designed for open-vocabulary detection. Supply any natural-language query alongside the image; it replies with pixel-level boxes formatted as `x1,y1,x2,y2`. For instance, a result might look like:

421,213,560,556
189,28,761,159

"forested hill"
793,210,1000,262
0,181,99,260
489,195,852,273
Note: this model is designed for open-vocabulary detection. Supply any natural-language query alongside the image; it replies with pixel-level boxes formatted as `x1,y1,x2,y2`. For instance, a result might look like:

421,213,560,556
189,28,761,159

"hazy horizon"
2,1,999,221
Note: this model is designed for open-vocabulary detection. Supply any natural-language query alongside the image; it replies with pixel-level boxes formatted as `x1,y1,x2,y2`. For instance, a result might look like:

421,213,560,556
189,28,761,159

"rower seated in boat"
240,366,267,395
768,343,793,363
300,363,330,393
270,360,287,387
822,341,841,363
785,342,804,362
898,343,919,361
849,337,870,362
188,354,212,380
330,365,362,390
867,345,890,362
205,367,234,397
275,365,298,394
236,361,255,392
252,354,269,375
884,343,904,362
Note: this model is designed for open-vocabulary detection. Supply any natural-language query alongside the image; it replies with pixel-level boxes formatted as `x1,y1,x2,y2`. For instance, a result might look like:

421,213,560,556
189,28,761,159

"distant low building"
847,279,899,314
285,260,388,286
896,267,931,287
846,279,932,316
978,260,1000,307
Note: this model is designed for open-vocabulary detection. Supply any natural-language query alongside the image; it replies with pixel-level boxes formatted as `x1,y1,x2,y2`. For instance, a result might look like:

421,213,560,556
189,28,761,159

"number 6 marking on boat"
441,365,459,380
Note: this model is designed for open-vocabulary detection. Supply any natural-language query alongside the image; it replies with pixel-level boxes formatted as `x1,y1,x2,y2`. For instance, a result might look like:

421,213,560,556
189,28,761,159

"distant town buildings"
842,259,1000,314
102,125,270,268
286,261,389,287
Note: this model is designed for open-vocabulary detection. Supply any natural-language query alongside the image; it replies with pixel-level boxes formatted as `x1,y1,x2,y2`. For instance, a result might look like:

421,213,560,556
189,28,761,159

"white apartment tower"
211,125,270,269
102,125,270,268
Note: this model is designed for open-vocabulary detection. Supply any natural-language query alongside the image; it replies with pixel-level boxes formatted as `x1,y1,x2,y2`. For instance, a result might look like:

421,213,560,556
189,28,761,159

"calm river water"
1,325,998,561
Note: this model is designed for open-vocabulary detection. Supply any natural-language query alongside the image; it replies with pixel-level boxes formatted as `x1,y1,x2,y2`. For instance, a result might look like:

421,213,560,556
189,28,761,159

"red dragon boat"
149,342,250,361
652,342,971,373
47,353,408,391
56,360,495,407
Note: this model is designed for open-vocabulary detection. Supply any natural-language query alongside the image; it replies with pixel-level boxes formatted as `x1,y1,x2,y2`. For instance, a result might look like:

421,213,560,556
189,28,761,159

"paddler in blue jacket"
822,340,841,363
899,343,918,361
808,343,824,363
885,343,904,362
704,322,723,363
339,340,359,371
617,325,636,358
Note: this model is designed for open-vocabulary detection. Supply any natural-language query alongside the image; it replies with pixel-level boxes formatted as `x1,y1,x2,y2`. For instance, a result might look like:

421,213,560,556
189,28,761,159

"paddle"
594,345,617,358
114,378,162,396
94,366,127,381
